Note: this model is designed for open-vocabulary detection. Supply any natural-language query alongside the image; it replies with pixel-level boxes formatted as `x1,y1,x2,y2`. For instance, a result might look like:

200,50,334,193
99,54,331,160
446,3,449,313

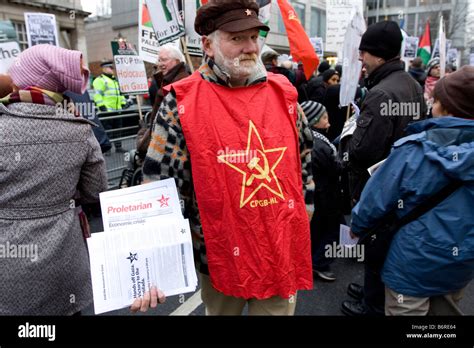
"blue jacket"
352,117,474,297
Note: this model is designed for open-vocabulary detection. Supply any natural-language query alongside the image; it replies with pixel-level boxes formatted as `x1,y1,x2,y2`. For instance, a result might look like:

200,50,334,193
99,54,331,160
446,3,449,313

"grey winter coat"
0,102,108,315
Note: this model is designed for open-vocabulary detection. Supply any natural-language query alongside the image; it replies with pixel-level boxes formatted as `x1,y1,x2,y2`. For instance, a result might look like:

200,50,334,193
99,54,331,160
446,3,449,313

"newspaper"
339,224,359,247
88,180,197,314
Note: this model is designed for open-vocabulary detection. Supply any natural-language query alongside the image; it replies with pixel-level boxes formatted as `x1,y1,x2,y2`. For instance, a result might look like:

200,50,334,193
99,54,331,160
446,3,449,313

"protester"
93,60,128,154
423,57,440,115
132,0,315,315
342,20,426,317
261,50,296,85
302,101,344,282
136,45,190,159
0,44,108,315
351,66,474,316
298,60,331,103
408,57,426,87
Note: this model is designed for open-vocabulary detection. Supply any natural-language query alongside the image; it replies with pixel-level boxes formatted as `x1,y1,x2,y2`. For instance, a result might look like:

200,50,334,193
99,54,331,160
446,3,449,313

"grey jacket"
0,102,108,315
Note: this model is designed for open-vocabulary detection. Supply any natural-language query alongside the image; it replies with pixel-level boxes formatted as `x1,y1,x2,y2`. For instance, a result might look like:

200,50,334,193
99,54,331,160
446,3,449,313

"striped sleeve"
297,104,315,221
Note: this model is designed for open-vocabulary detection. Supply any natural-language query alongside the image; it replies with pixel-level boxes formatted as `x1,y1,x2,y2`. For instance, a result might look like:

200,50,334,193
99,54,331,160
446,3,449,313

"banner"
403,36,419,59
138,0,160,63
184,0,204,56
447,48,458,66
310,37,324,56
111,41,149,95
340,9,365,107
24,13,59,47
257,0,272,50
0,20,21,74
0,41,21,74
145,0,185,46
277,0,319,79
438,17,446,78
326,0,363,55
432,38,451,59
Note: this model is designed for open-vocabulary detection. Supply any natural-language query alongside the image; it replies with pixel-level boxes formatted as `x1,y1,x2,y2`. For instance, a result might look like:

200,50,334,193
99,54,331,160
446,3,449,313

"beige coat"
0,102,108,315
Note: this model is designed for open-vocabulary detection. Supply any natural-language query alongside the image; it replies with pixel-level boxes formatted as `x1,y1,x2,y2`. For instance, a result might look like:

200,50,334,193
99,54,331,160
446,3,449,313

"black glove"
99,105,107,112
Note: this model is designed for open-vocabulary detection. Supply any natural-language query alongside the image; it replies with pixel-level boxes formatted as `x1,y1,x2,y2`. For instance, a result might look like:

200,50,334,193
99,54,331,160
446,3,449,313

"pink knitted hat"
8,44,89,94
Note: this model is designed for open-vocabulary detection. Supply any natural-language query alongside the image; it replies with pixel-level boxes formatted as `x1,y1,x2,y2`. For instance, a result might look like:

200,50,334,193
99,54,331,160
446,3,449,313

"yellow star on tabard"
217,121,287,208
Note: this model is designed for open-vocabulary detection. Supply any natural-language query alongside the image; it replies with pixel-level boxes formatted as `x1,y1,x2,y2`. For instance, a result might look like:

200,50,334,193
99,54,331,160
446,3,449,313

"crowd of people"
0,0,472,316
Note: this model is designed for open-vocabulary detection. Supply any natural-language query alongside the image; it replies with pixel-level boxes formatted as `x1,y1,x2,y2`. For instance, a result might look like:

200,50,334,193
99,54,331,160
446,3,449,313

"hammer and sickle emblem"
246,150,271,186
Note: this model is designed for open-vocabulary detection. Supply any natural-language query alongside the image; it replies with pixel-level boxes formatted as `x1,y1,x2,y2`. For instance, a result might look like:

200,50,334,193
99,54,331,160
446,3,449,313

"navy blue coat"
352,117,474,297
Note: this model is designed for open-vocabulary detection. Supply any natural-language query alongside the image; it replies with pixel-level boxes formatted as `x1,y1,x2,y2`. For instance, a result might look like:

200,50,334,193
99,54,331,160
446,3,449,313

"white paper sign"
326,0,363,55
114,55,149,95
310,37,324,56
340,224,358,247
146,0,185,46
184,0,203,56
24,13,59,47
138,0,161,64
0,41,21,74
340,10,365,107
403,37,419,59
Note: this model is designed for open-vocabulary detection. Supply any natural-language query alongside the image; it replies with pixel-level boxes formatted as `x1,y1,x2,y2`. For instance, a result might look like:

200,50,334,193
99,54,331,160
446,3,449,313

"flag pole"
180,37,195,73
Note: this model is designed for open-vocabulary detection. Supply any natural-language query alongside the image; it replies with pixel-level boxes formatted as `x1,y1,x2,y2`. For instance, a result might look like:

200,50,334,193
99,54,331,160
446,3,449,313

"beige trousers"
200,274,297,315
385,286,465,316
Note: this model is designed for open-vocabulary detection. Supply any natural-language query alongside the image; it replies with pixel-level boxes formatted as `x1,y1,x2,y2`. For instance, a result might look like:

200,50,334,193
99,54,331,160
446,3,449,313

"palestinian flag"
141,3,153,28
417,20,431,65
257,0,272,48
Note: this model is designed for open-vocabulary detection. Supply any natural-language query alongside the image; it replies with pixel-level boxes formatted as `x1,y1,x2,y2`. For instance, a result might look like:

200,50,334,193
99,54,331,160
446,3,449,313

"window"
310,7,326,39
368,16,377,26
292,2,306,28
277,7,286,34
11,21,28,51
278,1,306,34
366,0,379,10
385,0,404,8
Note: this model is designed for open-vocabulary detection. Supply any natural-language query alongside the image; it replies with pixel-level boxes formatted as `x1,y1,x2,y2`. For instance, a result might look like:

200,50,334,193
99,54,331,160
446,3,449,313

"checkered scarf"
0,87,80,116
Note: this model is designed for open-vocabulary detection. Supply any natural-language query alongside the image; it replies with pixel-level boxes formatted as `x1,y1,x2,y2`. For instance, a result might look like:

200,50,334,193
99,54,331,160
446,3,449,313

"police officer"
93,60,127,153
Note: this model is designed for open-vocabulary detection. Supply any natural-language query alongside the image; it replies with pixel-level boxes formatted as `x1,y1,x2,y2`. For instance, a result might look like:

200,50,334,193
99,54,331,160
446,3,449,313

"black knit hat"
301,101,327,127
359,21,403,60
434,66,474,119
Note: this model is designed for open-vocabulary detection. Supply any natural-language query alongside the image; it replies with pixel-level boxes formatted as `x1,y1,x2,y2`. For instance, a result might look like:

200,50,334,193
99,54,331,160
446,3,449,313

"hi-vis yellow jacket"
92,74,126,111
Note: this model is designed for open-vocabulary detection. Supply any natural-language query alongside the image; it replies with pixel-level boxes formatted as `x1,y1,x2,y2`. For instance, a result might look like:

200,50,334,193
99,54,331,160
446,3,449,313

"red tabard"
170,71,312,299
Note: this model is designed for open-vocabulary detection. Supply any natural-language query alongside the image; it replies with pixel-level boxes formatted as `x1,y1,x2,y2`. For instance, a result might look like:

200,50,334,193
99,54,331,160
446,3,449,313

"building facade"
366,0,473,65
85,0,328,72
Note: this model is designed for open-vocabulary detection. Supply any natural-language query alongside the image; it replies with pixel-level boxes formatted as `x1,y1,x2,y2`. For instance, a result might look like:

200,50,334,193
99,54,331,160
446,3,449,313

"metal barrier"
98,105,152,188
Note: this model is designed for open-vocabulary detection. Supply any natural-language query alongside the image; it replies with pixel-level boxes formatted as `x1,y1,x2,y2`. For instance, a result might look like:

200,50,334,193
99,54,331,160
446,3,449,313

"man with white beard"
135,0,315,315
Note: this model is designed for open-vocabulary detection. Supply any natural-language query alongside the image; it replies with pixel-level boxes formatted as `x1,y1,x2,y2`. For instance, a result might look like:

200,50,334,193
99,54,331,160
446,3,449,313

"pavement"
84,215,473,316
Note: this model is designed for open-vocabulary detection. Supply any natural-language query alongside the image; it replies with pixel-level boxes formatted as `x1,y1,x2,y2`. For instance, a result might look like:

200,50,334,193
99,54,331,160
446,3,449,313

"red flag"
417,20,431,65
276,0,319,80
